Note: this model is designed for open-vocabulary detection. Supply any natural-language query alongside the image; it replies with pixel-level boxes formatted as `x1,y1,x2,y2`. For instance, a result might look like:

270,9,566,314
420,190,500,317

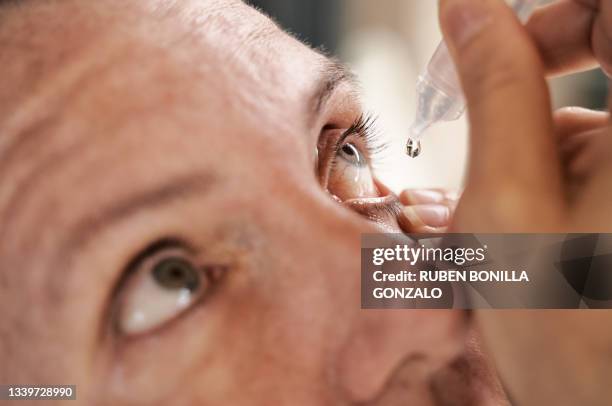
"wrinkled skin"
0,1,506,405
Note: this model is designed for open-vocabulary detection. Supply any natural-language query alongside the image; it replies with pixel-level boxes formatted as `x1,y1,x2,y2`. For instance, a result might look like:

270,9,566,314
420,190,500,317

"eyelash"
333,113,387,167
316,112,387,187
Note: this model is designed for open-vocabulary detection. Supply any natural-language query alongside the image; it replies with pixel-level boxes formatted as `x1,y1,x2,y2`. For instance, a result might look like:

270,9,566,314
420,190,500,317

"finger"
526,0,602,76
558,124,611,201
554,107,610,140
563,126,610,179
561,128,600,163
399,189,445,205
412,226,449,234
399,189,451,206
401,204,453,229
528,0,612,77
398,215,449,235
564,131,607,202
587,0,612,76
440,0,562,203
399,189,457,205
555,107,609,174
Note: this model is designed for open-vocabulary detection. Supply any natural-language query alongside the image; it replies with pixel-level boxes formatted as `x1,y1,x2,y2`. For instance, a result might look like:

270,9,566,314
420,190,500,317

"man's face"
0,1,494,404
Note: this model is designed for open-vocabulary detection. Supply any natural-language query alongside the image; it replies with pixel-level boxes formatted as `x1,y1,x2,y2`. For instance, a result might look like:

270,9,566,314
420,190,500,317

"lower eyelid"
342,195,403,224
317,114,383,192
328,167,378,202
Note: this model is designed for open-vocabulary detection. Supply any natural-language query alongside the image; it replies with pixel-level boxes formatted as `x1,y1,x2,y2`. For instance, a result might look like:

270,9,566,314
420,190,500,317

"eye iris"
152,258,200,292
340,143,362,165
342,144,356,156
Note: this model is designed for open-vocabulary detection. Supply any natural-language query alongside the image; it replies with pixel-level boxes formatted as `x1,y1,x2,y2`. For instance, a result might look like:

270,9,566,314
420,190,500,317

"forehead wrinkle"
0,15,234,218
0,31,145,162
0,0,228,156
0,0,288,251
0,137,91,266
0,44,163,235
46,173,216,306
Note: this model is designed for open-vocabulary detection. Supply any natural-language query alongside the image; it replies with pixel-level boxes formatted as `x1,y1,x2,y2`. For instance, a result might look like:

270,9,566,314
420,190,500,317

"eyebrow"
52,173,215,269
308,58,358,127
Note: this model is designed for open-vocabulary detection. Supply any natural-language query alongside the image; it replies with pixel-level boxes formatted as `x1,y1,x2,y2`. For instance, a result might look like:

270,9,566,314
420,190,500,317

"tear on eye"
116,251,220,336
328,141,378,201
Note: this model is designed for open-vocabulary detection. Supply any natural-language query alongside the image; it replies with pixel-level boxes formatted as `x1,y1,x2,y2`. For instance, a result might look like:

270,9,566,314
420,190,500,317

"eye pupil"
152,258,200,291
339,143,363,166
342,144,356,156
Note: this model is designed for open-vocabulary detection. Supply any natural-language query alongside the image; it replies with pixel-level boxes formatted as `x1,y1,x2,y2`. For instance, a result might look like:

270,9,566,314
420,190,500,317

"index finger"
440,0,563,203
527,0,612,76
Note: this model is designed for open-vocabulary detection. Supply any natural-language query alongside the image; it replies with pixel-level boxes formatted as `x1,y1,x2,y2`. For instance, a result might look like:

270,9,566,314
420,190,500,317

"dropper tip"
408,119,427,140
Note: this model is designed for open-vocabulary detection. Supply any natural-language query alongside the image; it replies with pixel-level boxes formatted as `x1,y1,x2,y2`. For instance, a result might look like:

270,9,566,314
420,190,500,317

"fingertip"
400,189,446,205
554,106,609,121
554,107,610,139
439,0,493,51
439,0,561,199
403,205,451,229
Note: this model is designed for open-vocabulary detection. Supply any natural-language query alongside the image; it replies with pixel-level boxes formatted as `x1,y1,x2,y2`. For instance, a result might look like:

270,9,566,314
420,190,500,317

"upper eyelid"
116,238,192,289
325,114,375,156
316,125,367,187
333,114,383,163
332,129,355,155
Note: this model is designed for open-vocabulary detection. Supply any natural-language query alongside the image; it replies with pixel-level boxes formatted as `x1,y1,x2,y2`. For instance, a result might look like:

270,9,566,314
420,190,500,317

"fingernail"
440,0,492,48
403,205,450,228
402,190,445,205
445,190,461,202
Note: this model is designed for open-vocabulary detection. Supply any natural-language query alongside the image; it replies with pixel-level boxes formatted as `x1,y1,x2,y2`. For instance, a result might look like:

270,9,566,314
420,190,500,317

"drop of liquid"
406,138,422,158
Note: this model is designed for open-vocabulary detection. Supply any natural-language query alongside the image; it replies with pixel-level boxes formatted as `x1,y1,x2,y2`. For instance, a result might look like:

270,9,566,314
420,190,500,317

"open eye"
115,246,222,336
317,115,384,202
338,143,364,167
327,139,378,201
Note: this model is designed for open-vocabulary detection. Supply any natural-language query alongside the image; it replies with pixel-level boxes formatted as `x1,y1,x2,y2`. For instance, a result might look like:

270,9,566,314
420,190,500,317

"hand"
397,109,607,234
440,0,612,233
527,0,612,77
555,107,610,198
438,0,612,405
396,107,607,234
398,188,458,233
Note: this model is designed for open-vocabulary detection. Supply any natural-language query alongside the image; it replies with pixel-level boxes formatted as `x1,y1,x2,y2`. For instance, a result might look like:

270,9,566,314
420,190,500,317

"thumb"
439,0,563,208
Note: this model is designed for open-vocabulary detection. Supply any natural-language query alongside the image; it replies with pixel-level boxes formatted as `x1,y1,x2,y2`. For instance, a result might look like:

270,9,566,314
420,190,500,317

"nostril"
334,310,470,403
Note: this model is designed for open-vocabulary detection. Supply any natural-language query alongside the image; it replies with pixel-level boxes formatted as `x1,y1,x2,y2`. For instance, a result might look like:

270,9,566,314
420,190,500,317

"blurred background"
249,0,609,192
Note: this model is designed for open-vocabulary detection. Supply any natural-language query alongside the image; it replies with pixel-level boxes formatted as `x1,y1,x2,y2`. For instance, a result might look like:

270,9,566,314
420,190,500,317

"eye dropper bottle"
406,0,541,157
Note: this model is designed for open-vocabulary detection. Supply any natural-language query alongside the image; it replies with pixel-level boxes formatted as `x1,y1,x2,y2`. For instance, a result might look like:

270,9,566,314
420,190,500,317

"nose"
275,185,469,403
317,194,469,402
336,309,468,402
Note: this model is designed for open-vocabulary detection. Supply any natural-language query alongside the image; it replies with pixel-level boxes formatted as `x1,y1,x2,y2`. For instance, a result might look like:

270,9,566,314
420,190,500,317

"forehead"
0,0,329,264
0,0,327,184
0,0,323,134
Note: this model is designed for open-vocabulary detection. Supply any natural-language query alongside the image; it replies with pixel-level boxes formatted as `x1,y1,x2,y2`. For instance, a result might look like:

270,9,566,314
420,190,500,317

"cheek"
327,161,379,201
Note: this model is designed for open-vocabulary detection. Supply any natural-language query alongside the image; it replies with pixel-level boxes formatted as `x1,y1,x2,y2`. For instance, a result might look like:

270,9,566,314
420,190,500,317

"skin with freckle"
0,1,507,405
